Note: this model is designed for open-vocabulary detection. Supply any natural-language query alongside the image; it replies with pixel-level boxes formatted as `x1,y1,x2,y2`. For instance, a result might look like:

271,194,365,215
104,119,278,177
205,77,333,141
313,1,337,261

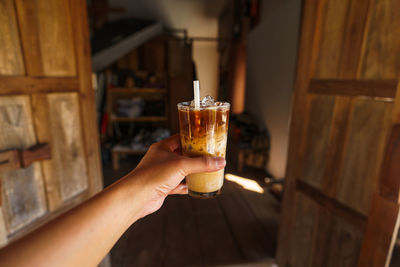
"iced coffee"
177,96,230,198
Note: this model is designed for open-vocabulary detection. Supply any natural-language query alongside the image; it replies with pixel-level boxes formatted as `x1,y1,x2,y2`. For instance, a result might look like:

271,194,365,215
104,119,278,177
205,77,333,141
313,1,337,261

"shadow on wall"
245,0,302,178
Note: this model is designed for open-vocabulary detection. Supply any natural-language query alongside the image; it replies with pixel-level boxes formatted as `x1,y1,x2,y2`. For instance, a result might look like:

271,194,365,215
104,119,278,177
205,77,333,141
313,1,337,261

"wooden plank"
379,124,400,202
0,150,20,173
337,99,393,215
297,179,367,229
47,93,88,202
321,96,352,197
309,79,398,98
338,0,371,78
69,0,103,195
2,164,47,234
0,96,47,234
358,193,400,267
0,94,36,161
37,0,76,76
277,0,325,264
288,192,319,266
14,0,43,76
218,180,275,261
311,207,363,267
162,195,203,267
313,0,349,78
20,143,51,168
31,94,61,211
0,76,78,95
300,95,335,188
358,0,400,79
0,208,7,246
0,0,25,75
192,196,244,265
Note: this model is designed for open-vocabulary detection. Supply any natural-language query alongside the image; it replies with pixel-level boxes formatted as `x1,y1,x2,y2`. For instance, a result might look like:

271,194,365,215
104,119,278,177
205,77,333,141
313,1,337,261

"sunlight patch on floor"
225,173,265,194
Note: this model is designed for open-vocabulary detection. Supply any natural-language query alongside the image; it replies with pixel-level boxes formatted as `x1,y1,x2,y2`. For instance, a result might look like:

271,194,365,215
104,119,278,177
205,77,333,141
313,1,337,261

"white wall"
245,0,302,178
109,0,224,98
193,42,220,99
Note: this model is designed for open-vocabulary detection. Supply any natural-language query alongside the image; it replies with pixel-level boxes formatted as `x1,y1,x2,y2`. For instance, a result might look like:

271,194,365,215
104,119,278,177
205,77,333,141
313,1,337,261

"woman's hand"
127,134,226,217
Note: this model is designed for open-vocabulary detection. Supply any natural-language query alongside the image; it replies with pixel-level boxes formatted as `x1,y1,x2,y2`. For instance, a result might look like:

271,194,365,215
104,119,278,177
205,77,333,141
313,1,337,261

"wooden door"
277,0,400,266
0,0,102,246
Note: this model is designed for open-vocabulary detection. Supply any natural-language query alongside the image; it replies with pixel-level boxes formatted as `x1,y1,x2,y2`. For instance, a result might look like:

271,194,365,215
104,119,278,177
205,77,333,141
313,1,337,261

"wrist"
119,169,165,220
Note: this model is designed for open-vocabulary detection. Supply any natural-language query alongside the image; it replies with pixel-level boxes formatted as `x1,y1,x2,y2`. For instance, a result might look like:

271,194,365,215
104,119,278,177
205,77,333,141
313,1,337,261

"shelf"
109,88,166,94
111,115,167,122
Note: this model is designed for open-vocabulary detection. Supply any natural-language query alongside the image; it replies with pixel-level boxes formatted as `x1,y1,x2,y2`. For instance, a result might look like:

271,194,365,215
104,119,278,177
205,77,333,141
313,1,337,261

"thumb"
180,156,226,176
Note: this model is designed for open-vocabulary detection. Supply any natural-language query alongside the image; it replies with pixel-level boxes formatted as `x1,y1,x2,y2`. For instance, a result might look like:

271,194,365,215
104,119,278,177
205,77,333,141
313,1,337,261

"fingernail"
215,157,226,168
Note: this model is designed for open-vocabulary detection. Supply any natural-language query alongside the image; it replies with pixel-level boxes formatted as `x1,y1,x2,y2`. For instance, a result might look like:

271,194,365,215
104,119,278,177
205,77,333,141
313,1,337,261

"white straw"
193,80,200,108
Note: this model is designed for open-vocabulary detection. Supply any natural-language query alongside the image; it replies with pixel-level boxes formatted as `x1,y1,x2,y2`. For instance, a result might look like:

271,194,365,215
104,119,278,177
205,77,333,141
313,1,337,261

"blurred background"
90,0,300,184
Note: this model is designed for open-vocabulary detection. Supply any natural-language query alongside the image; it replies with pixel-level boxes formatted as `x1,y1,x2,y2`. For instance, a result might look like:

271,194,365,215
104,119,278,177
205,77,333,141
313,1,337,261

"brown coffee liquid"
178,106,229,157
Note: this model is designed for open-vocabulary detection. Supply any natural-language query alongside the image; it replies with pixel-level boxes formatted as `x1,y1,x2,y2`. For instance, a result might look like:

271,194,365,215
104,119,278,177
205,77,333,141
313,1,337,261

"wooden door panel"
301,95,394,215
0,208,6,246
338,0,371,79
47,93,88,201
310,208,363,267
0,96,36,150
2,164,46,234
0,0,102,248
337,98,393,215
37,0,76,77
14,0,77,77
289,192,363,266
314,0,348,78
0,0,24,75
32,93,88,211
14,0,44,76
278,0,400,265
359,0,400,79
300,95,335,188
288,192,319,266
0,96,47,234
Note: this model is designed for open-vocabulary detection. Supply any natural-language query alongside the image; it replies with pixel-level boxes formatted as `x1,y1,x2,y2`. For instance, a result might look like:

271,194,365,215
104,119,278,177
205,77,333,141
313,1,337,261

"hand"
126,134,226,217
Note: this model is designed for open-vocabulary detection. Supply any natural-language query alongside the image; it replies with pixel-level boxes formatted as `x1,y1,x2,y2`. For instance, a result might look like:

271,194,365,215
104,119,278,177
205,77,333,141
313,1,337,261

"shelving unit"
104,37,170,170
99,35,194,170
107,83,169,169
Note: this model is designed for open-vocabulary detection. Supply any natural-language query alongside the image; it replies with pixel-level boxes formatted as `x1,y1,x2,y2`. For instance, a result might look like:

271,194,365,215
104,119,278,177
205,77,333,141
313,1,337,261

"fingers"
169,183,188,195
180,156,226,176
158,134,181,152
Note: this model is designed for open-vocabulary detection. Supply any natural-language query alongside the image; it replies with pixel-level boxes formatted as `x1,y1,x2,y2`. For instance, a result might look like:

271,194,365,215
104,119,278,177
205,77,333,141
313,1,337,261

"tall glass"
177,101,230,199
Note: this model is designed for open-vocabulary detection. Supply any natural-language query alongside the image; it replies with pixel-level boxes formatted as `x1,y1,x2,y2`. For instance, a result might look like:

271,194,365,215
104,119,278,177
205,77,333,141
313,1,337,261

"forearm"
0,172,151,267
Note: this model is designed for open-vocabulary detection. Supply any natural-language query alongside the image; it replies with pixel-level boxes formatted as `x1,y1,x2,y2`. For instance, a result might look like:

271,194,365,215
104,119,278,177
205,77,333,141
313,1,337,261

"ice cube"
190,95,215,107
201,95,215,106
